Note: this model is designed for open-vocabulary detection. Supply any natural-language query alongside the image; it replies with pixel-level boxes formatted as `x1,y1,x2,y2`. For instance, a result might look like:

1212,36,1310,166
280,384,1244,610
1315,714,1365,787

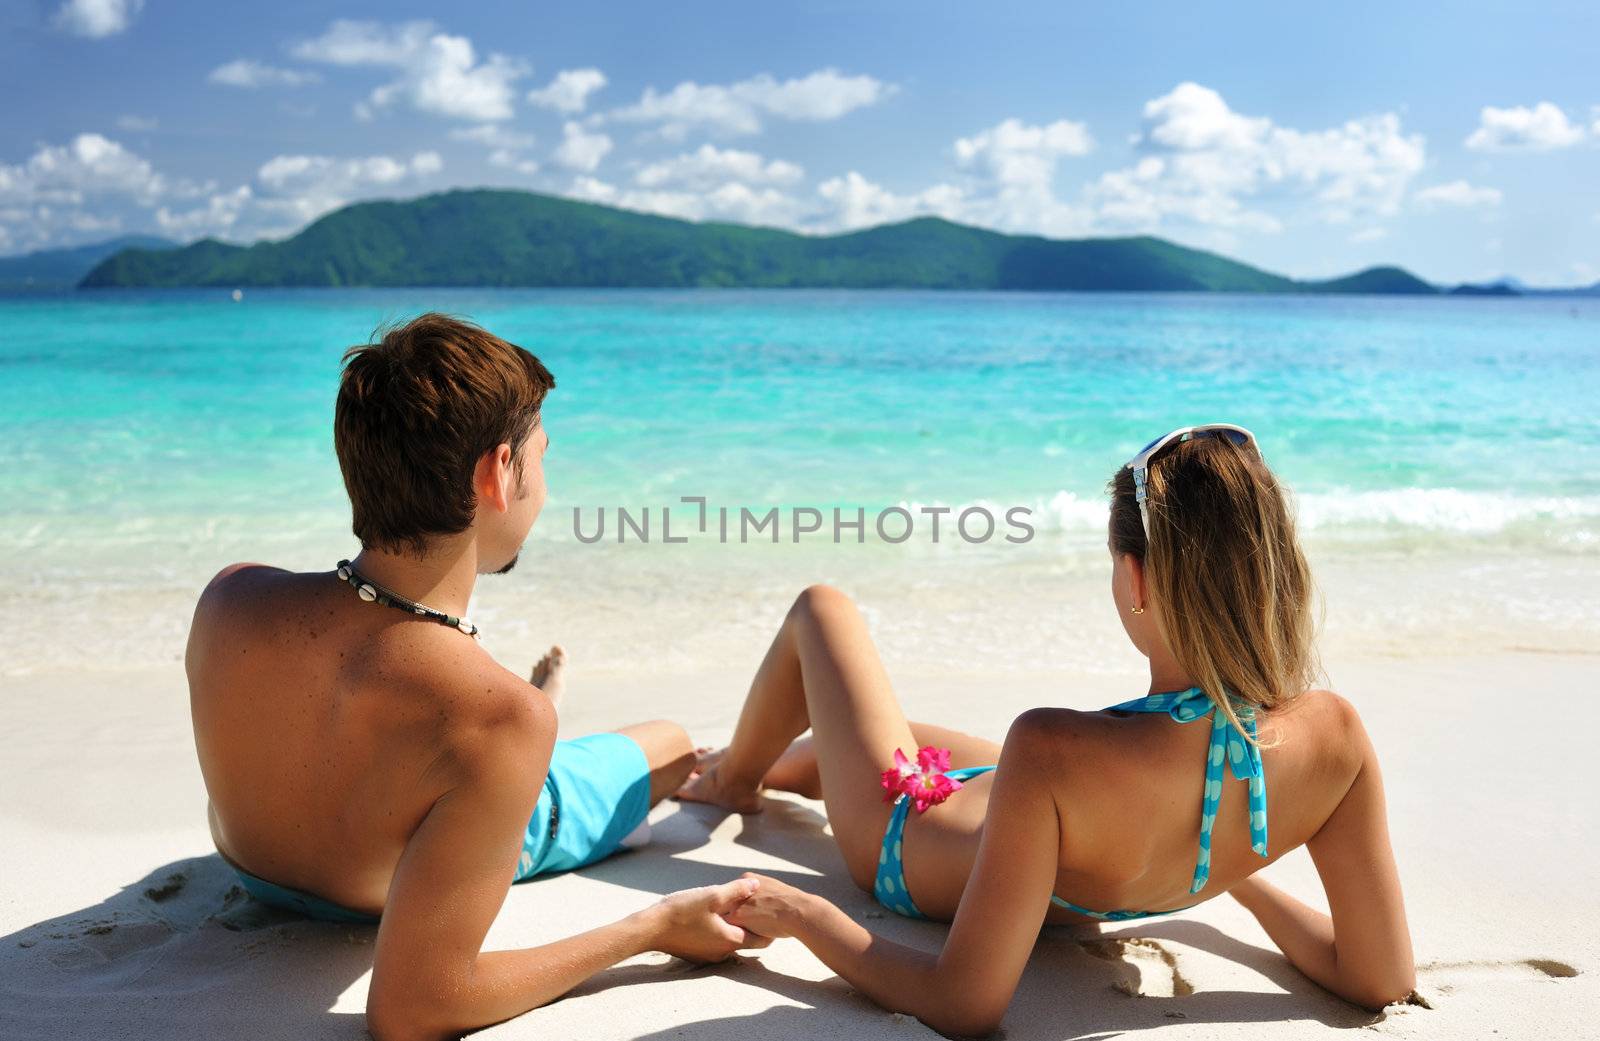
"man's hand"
641,878,773,963
723,871,821,940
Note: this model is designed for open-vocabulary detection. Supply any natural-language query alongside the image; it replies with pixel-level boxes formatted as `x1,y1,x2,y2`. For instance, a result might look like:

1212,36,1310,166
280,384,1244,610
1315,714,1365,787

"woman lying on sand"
679,425,1416,1036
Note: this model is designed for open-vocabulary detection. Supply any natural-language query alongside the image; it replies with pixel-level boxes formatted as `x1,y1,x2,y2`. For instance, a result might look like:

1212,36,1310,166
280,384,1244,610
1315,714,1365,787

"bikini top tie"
1107,685,1269,893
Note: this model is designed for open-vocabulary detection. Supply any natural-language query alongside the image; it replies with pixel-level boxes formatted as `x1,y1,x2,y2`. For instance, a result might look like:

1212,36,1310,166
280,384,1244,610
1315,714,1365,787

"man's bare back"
189,561,531,916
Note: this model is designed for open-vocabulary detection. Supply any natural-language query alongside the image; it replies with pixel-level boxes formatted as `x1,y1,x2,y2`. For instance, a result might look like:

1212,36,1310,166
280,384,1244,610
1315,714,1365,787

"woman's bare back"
1026,688,1364,918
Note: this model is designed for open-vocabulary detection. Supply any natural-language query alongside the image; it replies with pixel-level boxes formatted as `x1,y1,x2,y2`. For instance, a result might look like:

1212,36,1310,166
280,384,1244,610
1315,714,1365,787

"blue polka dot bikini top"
1050,685,1269,921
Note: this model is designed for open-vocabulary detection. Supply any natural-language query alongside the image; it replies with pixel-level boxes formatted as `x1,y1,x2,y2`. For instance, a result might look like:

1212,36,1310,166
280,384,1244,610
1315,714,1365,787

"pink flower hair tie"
880,745,965,813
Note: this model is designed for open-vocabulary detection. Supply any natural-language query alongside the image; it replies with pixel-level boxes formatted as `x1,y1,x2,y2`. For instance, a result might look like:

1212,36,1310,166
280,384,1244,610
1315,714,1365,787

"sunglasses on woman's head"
1123,424,1259,539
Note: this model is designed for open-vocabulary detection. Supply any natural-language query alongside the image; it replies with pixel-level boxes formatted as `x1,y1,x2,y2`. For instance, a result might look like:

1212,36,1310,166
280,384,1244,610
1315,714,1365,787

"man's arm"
366,684,762,1041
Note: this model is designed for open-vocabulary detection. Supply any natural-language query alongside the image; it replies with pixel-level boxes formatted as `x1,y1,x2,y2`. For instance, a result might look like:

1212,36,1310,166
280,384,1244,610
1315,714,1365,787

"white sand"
1,649,1595,1040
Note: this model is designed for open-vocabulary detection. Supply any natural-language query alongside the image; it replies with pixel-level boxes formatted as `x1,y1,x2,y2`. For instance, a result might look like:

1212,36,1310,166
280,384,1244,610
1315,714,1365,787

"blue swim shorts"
516,731,653,880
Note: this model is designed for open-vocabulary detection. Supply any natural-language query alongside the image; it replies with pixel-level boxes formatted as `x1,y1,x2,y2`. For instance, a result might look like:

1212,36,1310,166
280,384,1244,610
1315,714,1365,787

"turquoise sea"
2,289,1597,672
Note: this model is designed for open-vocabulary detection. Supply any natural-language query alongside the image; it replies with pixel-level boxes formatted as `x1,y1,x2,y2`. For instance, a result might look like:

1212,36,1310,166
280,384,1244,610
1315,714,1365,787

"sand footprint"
34,870,195,968
1413,956,1580,1006
1078,937,1195,998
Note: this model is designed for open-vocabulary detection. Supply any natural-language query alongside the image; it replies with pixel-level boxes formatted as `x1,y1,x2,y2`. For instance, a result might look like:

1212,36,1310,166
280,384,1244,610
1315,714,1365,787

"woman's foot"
530,645,567,706
675,747,765,814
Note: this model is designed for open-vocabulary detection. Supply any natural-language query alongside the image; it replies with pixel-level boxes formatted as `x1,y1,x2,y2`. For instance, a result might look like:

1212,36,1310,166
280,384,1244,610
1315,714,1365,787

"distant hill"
1455,274,1600,297
1312,266,1436,295
1494,277,1600,298
81,189,1440,294
1,234,175,289
1448,282,1520,297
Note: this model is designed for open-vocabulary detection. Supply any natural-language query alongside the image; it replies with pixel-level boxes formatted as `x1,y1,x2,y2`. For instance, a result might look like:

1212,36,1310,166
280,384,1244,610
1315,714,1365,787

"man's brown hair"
334,313,555,556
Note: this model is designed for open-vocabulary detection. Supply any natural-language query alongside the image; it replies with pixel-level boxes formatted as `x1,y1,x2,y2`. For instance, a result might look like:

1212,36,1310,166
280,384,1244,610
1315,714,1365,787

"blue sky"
3,0,1596,284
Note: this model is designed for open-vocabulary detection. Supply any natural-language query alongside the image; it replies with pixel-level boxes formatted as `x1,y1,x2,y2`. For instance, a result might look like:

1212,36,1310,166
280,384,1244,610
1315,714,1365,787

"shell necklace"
336,559,480,637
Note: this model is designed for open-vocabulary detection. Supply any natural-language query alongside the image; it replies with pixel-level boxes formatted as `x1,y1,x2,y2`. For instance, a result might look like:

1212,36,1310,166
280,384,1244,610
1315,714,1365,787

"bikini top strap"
1106,687,1270,894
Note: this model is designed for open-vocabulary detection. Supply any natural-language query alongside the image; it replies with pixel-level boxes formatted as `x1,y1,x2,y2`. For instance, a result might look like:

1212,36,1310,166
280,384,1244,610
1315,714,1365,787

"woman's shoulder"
1001,705,1145,783
1275,687,1366,736
1266,688,1375,782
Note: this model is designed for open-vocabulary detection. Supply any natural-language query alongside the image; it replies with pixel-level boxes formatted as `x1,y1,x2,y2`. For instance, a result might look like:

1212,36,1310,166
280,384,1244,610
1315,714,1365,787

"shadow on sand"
530,797,1383,1040
2,796,1390,1041
0,854,372,1040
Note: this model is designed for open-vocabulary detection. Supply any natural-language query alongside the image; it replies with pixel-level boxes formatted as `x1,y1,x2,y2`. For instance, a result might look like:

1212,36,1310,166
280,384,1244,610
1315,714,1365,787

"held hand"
648,879,772,963
723,872,819,939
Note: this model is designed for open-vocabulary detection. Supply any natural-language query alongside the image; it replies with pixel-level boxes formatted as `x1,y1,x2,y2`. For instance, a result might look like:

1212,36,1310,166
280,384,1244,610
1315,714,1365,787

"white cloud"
790,116,1097,238
257,151,439,192
607,68,893,138
450,125,540,175
169,150,441,238
115,114,158,132
1349,227,1388,243
748,69,893,121
954,118,1094,178
527,68,607,114
943,116,1097,235
565,86,1427,242
562,145,808,227
450,124,536,150
0,133,166,207
293,20,527,122
1465,102,1585,152
814,172,968,232
0,133,182,249
0,132,447,249
155,186,253,239
1414,179,1503,209
490,152,540,175
566,176,804,228
208,60,321,89
635,145,803,189
1139,83,1267,152
566,176,617,204
554,122,613,172
53,0,141,38
1088,82,1425,232
155,152,443,242
291,19,430,65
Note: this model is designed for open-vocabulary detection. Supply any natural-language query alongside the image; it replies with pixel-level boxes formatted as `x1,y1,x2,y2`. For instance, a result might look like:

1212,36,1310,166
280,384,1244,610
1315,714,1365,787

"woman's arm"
731,709,1070,1037
1231,703,1415,1009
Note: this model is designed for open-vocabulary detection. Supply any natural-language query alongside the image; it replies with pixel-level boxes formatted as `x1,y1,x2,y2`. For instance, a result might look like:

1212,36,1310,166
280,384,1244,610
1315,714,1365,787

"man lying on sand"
186,313,766,1041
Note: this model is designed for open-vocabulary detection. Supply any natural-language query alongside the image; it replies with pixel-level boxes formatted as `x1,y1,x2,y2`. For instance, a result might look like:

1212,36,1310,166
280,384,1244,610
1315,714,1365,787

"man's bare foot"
530,645,566,706
675,748,764,814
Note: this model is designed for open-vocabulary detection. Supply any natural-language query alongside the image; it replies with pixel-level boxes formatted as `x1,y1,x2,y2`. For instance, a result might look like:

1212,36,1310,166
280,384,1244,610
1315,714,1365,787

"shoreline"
5,545,1596,677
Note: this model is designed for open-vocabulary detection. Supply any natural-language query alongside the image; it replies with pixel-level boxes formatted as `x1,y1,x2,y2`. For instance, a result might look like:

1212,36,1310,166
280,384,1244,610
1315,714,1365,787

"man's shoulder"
193,562,293,617
391,630,555,737
421,652,557,782
204,561,290,591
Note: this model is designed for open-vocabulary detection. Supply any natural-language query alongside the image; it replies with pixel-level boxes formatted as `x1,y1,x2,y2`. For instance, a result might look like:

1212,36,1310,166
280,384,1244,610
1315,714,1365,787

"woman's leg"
759,723,1002,800
678,585,979,887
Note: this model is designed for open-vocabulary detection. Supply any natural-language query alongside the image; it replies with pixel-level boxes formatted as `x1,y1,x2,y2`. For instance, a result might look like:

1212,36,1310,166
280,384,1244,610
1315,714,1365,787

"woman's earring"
1131,605,1145,615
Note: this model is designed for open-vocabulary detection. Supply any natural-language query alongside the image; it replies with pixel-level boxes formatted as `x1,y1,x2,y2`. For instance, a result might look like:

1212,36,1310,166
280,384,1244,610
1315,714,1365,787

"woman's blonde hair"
1108,434,1319,733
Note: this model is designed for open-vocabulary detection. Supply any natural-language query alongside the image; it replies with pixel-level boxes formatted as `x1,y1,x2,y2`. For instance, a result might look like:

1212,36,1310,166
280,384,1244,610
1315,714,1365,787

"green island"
55,189,1555,294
